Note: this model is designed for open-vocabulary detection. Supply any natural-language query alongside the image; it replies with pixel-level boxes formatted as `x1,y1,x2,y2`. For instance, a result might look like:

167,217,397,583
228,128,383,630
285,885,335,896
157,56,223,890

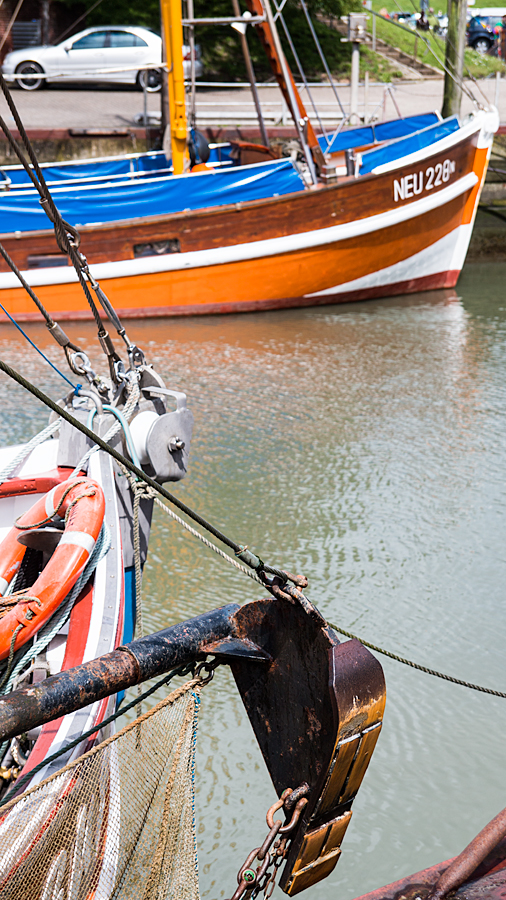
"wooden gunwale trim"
0,132,480,275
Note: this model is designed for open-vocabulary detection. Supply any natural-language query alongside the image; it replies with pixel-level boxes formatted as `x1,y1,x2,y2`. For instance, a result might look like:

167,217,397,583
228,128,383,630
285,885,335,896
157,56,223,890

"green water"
0,261,504,899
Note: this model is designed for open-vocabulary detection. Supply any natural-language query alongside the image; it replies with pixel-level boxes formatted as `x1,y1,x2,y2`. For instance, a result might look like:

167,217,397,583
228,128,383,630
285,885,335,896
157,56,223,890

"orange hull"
0,113,495,320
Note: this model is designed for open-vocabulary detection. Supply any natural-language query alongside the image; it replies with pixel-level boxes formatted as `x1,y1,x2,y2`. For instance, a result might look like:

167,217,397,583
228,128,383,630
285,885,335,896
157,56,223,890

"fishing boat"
0,2,503,896
0,286,197,894
0,0,498,321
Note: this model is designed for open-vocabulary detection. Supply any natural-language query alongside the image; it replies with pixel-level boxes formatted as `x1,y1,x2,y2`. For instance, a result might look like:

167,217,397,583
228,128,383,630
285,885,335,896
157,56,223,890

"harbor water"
0,261,505,899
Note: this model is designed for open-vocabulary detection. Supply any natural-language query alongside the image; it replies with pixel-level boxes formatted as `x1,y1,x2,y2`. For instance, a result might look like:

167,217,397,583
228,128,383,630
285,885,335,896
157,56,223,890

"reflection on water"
0,264,505,899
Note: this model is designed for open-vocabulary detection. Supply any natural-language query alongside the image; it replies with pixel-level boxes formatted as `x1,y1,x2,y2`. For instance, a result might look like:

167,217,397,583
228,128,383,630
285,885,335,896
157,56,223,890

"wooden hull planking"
0,112,494,320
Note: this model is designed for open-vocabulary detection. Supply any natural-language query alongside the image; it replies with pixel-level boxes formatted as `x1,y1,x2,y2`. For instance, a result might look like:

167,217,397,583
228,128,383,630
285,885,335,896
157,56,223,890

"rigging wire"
0,73,147,380
0,74,126,382
0,241,56,328
0,240,97,380
271,0,327,139
369,11,479,107
0,356,292,583
0,301,76,389
297,0,346,119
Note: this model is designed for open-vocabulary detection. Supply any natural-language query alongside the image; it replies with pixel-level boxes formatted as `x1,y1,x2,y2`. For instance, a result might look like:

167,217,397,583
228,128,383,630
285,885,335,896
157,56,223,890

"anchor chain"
226,785,309,900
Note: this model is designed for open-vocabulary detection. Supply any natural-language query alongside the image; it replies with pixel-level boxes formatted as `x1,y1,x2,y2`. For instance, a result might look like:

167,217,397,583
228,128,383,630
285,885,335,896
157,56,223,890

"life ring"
0,477,105,661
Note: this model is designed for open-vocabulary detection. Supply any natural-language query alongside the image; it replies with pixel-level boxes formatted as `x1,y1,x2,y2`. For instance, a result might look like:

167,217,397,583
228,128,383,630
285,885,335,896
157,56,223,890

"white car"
1,25,203,92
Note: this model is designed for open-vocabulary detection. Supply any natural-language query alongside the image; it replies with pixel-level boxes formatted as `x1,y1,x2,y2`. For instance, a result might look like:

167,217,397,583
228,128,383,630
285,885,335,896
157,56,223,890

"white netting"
0,679,202,900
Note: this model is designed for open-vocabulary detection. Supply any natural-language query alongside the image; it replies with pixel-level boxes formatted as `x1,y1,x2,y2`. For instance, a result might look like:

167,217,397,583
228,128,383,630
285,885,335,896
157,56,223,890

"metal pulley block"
130,389,193,482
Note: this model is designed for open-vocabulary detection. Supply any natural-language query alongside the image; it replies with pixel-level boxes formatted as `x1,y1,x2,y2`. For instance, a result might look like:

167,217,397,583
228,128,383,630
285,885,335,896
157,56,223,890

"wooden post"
442,0,467,118
350,41,360,124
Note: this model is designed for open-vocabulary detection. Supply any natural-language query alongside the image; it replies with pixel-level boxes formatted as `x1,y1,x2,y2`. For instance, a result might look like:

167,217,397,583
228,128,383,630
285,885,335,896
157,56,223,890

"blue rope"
0,300,76,389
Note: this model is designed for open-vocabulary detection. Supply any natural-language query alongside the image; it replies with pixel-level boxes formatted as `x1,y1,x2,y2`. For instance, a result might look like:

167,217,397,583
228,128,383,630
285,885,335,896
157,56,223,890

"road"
2,77,505,134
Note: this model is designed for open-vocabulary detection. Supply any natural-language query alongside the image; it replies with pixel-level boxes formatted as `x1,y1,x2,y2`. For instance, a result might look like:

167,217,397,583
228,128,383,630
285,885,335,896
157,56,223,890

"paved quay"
0,77,504,135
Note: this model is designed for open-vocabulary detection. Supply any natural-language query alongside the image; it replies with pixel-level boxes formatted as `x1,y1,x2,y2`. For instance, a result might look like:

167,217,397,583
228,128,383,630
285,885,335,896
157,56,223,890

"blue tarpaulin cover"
0,158,305,233
359,116,460,173
317,113,440,154
0,146,234,188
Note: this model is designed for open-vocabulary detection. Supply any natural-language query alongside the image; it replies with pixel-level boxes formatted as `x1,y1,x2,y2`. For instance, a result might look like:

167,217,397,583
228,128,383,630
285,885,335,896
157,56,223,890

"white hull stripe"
0,576,8,595
0,172,478,290
306,224,473,297
59,531,95,554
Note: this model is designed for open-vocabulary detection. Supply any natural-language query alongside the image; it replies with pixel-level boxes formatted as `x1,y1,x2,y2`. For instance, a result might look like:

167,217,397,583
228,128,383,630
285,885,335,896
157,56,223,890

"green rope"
0,662,195,808
0,625,23,692
329,623,506,698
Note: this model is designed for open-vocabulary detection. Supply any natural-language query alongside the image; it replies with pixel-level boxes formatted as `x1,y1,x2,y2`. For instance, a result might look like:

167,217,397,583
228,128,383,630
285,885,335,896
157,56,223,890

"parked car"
1,25,203,91
466,15,501,53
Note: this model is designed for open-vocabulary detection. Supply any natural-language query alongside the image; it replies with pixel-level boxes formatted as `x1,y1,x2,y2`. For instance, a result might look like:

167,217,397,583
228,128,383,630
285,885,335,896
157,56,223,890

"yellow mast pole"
160,0,188,174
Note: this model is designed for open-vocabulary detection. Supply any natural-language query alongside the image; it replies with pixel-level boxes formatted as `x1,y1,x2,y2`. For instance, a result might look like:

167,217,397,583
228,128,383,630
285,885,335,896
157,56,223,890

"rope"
329,622,506,698
0,663,197,812
151,493,264,585
0,361,504,700
0,626,23,691
14,477,89,531
72,378,140,475
118,463,263,587
0,358,263,560
0,418,61,485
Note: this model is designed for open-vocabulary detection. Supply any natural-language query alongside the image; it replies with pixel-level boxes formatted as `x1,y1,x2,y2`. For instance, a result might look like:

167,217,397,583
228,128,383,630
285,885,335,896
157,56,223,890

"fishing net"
0,679,202,900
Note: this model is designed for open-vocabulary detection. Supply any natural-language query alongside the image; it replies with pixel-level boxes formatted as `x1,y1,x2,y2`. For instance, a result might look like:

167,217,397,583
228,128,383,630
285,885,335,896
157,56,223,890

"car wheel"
472,37,492,54
137,69,162,93
15,61,45,91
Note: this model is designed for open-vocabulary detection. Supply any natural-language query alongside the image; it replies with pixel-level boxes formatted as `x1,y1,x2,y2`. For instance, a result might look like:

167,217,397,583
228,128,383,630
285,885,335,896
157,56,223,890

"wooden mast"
442,0,467,118
245,0,325,174
160,0,188,174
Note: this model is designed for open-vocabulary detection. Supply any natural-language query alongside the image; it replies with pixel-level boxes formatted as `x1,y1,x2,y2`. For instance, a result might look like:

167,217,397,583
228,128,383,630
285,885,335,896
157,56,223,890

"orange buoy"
0,477,105,660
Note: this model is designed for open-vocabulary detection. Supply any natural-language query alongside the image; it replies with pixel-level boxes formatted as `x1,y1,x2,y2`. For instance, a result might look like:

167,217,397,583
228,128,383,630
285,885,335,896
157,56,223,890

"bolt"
243,869,256,884
168,437,185,452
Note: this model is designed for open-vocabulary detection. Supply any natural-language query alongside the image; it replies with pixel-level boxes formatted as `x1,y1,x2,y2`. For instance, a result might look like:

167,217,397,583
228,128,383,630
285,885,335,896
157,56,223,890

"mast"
231,0,269,147
441,0,467,118
245,0,325,176
160,0,189,174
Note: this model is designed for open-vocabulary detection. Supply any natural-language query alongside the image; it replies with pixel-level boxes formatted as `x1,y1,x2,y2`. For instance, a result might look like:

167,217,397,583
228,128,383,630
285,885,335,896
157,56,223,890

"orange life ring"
0,477,105,661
